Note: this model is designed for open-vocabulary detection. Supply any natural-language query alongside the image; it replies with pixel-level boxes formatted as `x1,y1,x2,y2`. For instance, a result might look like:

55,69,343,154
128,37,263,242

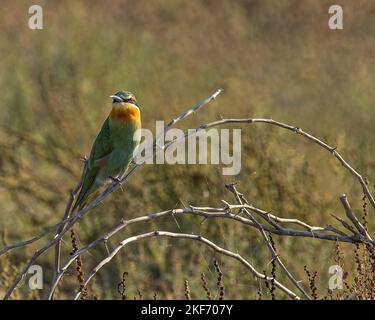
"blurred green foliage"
0,0,374,299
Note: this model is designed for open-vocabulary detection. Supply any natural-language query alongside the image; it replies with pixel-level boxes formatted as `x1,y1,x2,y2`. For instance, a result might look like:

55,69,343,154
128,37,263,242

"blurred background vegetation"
0,0,374,299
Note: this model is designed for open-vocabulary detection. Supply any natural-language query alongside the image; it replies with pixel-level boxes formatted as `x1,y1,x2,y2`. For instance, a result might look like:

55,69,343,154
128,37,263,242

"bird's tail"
71,189,87,212
72,170,99,212
72,183,101,213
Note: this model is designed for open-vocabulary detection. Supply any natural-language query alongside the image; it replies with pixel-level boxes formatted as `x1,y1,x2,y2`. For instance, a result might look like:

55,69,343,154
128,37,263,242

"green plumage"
73,115,140,211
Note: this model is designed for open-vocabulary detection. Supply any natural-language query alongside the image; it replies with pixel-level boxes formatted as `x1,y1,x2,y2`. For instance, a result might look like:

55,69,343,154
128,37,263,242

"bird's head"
109,90,141,125
110,91,138,107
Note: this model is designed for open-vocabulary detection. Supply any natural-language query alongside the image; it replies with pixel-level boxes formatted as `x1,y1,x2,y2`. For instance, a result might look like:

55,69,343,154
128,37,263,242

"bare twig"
54,175,83,275
340,194,372,241
0,220,65,256
330,214,359,237
226,183,311,300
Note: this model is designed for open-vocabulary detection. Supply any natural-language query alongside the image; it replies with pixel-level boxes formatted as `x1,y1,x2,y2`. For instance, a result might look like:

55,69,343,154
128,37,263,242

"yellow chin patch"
110,103,141,124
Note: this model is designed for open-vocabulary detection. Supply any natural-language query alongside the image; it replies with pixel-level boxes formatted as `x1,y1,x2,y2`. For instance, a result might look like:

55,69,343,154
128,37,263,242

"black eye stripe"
112,98,138,106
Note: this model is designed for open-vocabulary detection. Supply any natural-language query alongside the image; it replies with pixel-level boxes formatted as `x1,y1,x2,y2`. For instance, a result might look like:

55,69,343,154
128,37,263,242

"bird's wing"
73,117,113,210
88,117,113,167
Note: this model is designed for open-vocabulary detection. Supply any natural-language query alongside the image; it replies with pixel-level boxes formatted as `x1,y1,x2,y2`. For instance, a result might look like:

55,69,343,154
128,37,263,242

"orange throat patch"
110,103,141,125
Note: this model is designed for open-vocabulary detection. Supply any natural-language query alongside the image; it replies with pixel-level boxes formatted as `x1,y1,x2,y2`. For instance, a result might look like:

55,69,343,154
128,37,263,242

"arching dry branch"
72,231,301,300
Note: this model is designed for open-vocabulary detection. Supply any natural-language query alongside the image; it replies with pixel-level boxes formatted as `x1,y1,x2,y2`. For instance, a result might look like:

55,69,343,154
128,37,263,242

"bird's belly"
96,150,133,184
110,149,133,170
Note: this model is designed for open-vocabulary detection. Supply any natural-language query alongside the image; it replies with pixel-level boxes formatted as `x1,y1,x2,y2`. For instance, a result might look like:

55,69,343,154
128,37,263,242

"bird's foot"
109,176,121,183
109,176,124,191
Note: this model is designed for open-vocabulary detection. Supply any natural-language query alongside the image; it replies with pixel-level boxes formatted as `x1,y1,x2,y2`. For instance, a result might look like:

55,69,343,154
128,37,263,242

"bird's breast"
110,103,141,127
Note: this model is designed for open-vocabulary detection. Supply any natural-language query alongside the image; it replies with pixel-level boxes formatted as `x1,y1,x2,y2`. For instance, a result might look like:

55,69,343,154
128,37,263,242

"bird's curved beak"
110,95,123,102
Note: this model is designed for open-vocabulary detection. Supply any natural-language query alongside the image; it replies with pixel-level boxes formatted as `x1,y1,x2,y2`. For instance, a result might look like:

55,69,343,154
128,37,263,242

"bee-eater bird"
72,90,141,211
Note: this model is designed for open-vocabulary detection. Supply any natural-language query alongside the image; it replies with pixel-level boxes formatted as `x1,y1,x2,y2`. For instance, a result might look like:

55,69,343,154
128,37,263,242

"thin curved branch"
0,221,62,256
181,118,375,213
73,231,301,300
